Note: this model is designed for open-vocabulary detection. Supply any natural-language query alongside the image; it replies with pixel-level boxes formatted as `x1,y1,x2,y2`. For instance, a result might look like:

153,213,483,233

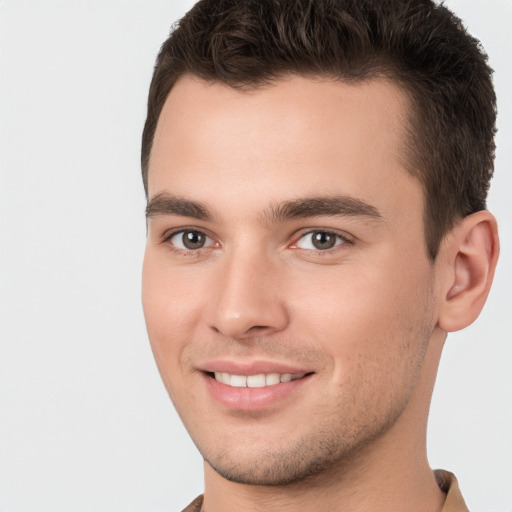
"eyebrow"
146,193,213,221
265,196,383,223
145,193,383,224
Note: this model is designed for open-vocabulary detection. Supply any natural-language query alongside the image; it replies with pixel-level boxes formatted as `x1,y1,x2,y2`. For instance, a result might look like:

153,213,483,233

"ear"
437,210,499,333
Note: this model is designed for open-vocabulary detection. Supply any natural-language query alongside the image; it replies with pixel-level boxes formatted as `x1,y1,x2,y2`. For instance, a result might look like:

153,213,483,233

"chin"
195,393,412,487
199,428,371,487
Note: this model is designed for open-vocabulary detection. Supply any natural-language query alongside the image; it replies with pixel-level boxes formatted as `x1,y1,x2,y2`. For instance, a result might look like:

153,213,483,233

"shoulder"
181,495,203,512
435,470,469,512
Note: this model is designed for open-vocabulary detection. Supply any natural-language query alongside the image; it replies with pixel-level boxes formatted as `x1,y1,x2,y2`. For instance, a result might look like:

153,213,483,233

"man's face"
142,76,441,485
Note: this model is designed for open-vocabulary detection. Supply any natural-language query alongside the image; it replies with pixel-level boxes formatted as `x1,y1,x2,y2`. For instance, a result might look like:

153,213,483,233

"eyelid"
289,228,354,251
160,227,219,251
161,225,209,241
158,226,353,254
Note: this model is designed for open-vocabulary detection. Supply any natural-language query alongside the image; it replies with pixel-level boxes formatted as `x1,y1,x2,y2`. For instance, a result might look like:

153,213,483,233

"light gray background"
0,1,510,510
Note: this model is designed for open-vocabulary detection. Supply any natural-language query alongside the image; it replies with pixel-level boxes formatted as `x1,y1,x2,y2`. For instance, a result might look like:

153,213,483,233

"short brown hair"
141,0,496,259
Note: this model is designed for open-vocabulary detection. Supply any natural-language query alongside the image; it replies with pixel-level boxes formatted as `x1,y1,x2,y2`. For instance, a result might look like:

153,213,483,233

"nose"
209,247,289,340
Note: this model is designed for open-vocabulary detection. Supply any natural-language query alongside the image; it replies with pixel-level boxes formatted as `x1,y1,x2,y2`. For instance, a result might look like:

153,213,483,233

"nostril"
246,325,274,336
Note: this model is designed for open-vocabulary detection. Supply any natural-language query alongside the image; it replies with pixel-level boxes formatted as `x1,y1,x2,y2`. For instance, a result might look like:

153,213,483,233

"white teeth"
230,375,247,387
265,373,281,386
247,374,266,388
213,371,307,387
215,372,232,385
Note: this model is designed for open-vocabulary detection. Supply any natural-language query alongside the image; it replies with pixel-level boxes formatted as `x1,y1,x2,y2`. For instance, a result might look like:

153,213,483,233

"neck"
202,329,447,512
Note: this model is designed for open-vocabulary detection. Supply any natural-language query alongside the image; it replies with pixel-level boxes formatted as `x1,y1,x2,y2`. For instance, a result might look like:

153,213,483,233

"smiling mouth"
210,372,308,388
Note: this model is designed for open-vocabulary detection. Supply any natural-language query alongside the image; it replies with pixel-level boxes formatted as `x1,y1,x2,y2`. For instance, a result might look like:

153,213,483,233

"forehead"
148,75,421,220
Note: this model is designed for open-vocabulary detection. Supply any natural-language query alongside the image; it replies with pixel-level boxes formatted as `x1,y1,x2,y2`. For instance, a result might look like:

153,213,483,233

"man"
140,0,499,510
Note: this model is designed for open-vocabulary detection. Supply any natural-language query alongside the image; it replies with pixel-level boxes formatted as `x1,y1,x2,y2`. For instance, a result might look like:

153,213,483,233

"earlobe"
438,210,499,333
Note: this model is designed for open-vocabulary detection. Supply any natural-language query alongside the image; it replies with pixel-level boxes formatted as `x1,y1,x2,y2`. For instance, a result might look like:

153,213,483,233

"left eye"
294,231,346,251
168,230,215,250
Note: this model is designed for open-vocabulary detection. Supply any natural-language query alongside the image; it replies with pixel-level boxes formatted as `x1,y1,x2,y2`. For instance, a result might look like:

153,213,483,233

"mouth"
202,367,314,411
209,371,308,388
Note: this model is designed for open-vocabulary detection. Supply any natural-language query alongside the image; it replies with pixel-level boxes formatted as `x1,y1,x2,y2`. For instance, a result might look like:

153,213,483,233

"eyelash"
290,230,353,254
161,228,217,256
160,228,354,256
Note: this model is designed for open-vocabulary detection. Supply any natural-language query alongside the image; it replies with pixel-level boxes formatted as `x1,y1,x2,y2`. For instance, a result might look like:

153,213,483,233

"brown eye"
169,230,213,250
182,231,206,249
311,231,337,250
295,230,346,251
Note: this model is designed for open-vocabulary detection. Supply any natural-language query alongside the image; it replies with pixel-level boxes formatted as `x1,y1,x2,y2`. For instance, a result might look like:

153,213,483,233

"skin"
142,75,498,511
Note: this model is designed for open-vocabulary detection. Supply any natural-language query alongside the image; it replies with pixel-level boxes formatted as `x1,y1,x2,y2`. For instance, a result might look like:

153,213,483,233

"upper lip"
198,360,312,375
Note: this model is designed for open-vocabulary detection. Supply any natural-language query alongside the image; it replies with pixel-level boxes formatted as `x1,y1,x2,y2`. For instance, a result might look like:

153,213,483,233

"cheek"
142,254,209,417
141,252,203,375
289,260,434,374
292,266,434,432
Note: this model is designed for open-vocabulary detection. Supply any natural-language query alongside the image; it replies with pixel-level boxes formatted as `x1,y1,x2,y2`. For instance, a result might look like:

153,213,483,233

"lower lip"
203,373,312,411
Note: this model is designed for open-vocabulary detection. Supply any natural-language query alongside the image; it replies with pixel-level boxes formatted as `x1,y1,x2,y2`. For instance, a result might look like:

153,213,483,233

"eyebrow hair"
146,193,212,221
145,193,383,224
265,196,383,223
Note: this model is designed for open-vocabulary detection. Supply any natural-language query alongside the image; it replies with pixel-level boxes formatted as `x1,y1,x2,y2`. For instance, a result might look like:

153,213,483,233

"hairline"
143,69,404,183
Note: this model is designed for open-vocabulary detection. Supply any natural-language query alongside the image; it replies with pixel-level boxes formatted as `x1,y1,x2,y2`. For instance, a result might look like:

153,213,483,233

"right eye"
167,230,215,251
